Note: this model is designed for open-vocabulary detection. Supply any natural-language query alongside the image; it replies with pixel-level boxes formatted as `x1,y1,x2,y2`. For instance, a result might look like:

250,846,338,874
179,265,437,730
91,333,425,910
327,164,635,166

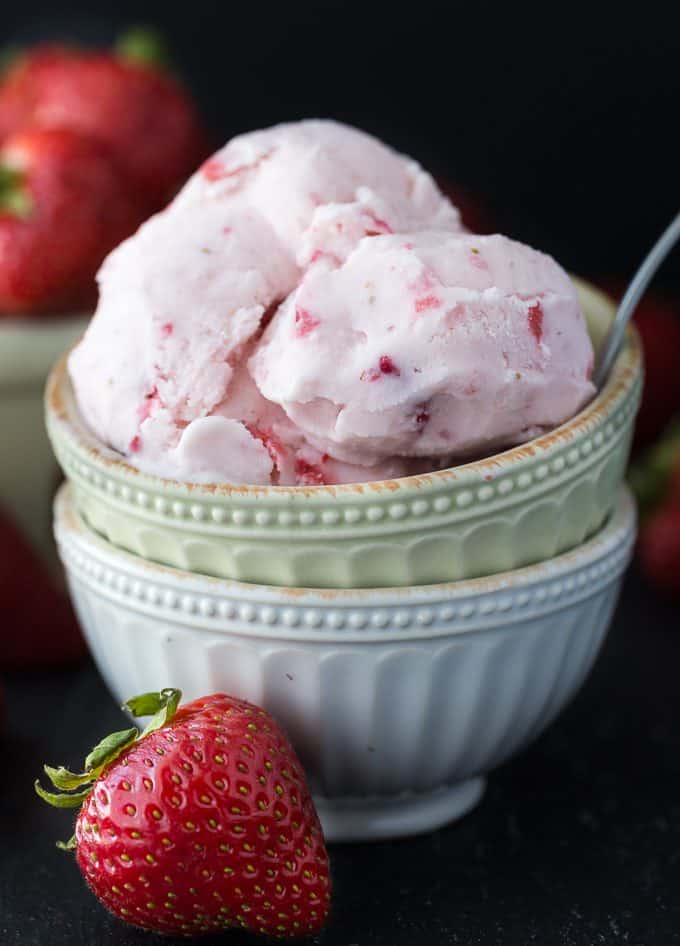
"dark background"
2,4,680,945
4,0,680,287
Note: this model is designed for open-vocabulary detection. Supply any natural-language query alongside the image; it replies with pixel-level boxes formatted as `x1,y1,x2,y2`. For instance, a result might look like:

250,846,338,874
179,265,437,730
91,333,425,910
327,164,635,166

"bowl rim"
45,280,641,501
55,482,636,641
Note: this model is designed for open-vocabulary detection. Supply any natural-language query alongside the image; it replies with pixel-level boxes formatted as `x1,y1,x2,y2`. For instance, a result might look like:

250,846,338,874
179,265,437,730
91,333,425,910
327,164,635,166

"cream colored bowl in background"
1,316,88,565
46,281,641,587
55,483,636,841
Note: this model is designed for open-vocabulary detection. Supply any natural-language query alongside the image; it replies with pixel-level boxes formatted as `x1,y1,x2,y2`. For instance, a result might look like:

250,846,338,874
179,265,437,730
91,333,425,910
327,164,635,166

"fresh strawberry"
0,126,144,315
0,38,208,210
0,504,86,668
639,500,680,599
633,295,680,447
628,423,680,518
596,280,680,449
36,689,331,938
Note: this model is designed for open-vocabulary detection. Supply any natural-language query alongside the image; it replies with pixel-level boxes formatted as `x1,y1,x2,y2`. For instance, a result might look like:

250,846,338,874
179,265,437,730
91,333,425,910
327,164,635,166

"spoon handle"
593,210,680,390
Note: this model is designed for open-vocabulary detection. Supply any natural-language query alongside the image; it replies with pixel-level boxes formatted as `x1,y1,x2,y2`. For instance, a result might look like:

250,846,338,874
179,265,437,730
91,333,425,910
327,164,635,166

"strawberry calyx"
0,44,22,77
114,27,170,70
0,163,33,218
35,687,182,848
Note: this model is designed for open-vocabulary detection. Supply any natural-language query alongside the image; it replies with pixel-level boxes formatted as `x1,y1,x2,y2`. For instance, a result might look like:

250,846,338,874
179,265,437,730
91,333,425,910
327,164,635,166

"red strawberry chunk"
363,209,392,235
527,302,544,343
414,404,430,430
137,386,158,423
246,425,287,481
295,458,327,486
362,355,401,382
415,294,441,313
379,355,400,376
201,157,226,180
294,306,321,337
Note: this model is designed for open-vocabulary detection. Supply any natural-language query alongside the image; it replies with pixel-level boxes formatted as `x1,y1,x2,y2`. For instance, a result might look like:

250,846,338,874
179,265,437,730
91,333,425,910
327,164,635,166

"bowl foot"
314,776,486,842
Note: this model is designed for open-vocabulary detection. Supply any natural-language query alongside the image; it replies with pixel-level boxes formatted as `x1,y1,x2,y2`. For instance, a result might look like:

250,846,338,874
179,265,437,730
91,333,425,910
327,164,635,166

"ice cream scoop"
68,120,594,486
252,231,595,466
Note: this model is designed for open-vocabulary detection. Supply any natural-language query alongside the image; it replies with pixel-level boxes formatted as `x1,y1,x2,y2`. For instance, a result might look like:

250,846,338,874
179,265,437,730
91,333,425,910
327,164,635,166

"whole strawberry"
36,689,331,938
0,36,208,210
640,500,680,599
0,126,142,314
633,295,680,447
0,503,85,669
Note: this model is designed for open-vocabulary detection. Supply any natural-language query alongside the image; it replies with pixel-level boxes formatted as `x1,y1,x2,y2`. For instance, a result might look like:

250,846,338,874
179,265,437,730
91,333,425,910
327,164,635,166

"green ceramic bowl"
46,279,642,588
1,315,89,565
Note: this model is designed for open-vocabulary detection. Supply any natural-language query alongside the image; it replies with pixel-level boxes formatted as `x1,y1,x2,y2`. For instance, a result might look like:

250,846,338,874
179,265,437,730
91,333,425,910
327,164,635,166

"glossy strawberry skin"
0,45,208,210
74,694,331,938
0,126,143,315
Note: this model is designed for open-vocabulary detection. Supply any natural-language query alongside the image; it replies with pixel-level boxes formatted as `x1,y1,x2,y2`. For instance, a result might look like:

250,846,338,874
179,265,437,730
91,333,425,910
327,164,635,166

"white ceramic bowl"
1,316,88,564
55,484,636,842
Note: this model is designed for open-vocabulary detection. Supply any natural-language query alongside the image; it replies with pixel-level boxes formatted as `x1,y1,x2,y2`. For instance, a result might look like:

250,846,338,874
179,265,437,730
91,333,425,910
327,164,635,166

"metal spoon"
593,209,680,390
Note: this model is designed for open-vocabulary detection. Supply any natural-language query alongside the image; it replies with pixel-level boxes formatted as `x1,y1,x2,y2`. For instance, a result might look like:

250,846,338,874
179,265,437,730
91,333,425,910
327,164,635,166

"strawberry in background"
630,294,680,448
598,278,680,601
0,29,209,212
0,503,86,668
595,278,680,449
630,425,680,601
0,127,141,314
0,29,209,317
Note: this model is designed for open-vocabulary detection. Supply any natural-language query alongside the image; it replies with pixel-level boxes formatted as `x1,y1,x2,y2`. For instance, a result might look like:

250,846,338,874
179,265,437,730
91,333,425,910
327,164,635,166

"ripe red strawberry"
0,40,208,210
0,504,85,669
633,295,680,448
36,689,331,938
639,500,680,599
0,126,143,315
596,279,680,449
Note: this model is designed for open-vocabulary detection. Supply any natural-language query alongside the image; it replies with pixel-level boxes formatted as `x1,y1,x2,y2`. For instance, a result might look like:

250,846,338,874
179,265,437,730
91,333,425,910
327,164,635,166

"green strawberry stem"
0,164,33,218
35,688,182,847
114,27,170,69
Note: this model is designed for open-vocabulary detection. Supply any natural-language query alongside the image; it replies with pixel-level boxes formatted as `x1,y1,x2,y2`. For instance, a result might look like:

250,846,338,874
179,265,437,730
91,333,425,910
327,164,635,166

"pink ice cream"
68,120,595,486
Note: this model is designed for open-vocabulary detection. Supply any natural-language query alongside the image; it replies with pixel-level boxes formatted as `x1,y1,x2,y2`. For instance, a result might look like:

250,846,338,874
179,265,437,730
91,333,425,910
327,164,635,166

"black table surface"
2,567,679,946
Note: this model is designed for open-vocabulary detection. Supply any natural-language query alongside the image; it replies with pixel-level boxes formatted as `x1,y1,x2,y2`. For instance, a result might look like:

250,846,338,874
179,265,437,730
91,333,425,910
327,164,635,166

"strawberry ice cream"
68,120,595,486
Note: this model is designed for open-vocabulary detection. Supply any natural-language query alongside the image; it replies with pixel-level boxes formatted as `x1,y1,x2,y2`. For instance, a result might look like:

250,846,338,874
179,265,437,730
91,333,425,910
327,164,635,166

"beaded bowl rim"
55,483,636,642
45,281,640,503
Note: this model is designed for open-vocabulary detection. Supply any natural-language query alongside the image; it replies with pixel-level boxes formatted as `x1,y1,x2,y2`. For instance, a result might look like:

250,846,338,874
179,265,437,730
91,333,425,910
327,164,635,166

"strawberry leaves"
34,782,93,808
35,689,182,841
124,686,181,738
0,164,33,217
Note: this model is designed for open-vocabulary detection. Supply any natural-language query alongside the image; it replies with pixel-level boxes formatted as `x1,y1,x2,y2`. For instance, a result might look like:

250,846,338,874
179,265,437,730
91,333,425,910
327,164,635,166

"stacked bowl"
47,279,641,841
